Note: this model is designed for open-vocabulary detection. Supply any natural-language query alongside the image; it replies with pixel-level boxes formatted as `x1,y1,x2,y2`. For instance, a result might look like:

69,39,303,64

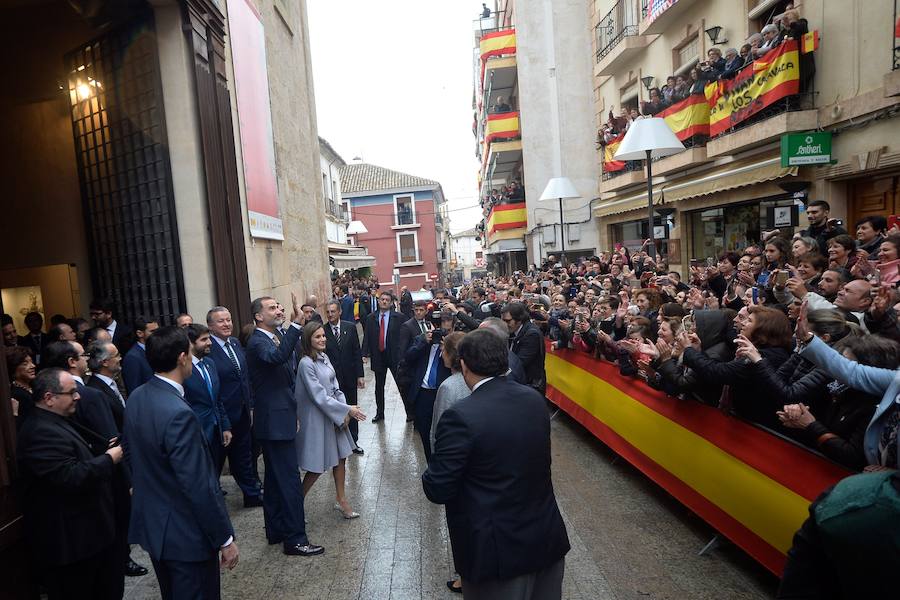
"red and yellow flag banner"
479,28,516,61
705,39,801,137
545,342,849,576
602,133,626,173
801,30,819,54
657,94,710,140
487,204,527,235
484,111,520,143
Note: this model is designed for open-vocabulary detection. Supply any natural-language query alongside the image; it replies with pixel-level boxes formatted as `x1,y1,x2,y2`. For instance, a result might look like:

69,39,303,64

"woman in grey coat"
296,322,366,519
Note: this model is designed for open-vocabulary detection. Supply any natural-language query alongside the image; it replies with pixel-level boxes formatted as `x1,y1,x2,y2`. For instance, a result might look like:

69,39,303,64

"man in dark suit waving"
362,290,410,422
124,326,237,599
206,306,263,506
422,329,569,598
245,295,323,556
324,300,365,451
502,302,546,395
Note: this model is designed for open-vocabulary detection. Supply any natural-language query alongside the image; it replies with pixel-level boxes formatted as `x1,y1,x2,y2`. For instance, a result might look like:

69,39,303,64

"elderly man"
17,368,124,599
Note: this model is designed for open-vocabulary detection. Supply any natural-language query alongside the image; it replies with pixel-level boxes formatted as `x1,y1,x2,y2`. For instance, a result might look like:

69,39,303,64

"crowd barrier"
544,342,851,575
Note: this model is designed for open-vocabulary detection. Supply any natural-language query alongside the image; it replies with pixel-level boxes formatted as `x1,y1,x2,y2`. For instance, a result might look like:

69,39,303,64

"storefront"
609,216,668,255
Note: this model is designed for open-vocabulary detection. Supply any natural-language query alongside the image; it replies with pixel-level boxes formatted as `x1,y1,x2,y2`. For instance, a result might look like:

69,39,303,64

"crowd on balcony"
480,180,525,216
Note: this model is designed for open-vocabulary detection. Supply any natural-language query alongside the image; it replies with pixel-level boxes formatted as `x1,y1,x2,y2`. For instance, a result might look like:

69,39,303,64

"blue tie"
199,362,213,399
426,348,441,388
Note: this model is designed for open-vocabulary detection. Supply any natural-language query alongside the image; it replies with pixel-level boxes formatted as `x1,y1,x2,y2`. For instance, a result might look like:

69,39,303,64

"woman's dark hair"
881,234,900,256
6,345,33,376
145,326,190,373
718,252,740,267
747,306,793,350
855,215,887,233
765,236,792,267
797,252,828,273
458,329,508,377
633,288,662,311
658,302,686,319
442,331,465,371
238,323,256,348
841,336,900,370
806,309,852,345
626,316,653,340
828,234,856,253
300,322,325,359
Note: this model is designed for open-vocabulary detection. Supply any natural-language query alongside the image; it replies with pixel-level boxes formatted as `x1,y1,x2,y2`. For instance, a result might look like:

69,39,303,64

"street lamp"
614,118,684,259
539,177,580,266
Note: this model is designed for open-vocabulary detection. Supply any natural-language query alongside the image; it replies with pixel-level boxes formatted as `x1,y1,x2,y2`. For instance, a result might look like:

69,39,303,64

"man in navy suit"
245,295,323,556
339,285,355,322
184,324,230,471
404,311,453,461
323,300,365,450
121,316,158,395
206,306,263,507
124,326,238,600
423,329,569,598
362,290,410,422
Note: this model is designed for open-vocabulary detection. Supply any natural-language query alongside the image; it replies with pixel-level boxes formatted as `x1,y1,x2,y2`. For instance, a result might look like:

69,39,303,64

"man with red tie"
362,290,409,422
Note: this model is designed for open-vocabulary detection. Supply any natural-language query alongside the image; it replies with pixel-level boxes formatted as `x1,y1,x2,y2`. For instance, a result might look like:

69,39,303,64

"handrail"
596,0,641,62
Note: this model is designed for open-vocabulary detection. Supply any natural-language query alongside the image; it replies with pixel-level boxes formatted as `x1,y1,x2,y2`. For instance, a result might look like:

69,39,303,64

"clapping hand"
869,285,892,319
795,300,813,343
737,271,757,287
637,338,660,359
734,334,762,363
777,403,815,429
656,339,673,361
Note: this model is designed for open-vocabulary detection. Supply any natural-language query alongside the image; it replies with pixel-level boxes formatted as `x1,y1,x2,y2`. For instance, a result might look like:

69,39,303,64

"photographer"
502,302,546,395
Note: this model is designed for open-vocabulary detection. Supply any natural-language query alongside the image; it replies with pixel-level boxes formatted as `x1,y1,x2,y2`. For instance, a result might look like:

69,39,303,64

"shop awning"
330,253,376,270
593,157,797,218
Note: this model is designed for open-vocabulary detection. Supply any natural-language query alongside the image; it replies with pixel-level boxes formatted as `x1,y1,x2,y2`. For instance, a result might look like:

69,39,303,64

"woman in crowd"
682,306,793,428
633,288,661,321
7,346,35,430
852,232,900,288
430,332,467,454
295,322,366,519
791,236,819,262
688,67,705,95
827,234,858,271
760,236,792,287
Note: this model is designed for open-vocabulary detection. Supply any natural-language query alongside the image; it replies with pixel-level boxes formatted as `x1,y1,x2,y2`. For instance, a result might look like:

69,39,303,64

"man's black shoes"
283,543,324,556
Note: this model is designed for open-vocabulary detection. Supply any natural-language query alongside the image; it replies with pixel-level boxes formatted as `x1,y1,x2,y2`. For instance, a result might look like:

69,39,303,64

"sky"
307,0,488,233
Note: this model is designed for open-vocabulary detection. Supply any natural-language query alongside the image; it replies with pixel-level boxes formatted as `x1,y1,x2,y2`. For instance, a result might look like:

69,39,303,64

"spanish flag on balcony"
801,30,819,54
487,204,528,236
657,94,709,141
480,29,516,61
602,133,626,173
484,111,520,143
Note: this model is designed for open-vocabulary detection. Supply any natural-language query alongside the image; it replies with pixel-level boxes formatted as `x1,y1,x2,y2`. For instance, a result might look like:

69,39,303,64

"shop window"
688,197,800,261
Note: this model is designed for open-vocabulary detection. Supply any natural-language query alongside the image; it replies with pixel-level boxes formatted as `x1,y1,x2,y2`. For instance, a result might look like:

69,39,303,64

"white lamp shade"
539,177,580,201
346,220,368,235
613,117,685,161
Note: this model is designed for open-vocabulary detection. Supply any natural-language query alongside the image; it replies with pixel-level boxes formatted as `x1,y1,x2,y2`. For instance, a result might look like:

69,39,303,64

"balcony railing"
472,9,509,39
596,0,640,62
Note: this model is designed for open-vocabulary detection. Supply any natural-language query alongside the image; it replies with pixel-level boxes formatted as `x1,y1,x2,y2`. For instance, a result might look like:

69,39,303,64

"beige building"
592,0,900,272
0,1,329,586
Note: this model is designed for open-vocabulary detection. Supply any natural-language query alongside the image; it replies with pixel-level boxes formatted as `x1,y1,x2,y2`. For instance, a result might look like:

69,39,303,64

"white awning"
330,254,376,270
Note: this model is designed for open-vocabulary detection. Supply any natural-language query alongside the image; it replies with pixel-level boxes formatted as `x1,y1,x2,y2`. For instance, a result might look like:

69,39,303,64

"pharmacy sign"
781,132,832,166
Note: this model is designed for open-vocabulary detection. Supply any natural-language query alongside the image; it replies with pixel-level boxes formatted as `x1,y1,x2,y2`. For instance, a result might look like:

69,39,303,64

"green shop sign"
781,132,832,166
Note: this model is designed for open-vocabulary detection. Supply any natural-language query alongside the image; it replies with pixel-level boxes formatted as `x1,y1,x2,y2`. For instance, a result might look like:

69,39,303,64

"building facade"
450,228,486,282
592,0,900,273
339,163,449,291
0,1,330,592
473,0,601,273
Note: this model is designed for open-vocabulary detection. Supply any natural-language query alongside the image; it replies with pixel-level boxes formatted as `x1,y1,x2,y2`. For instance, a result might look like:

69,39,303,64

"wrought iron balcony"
596,0,640,62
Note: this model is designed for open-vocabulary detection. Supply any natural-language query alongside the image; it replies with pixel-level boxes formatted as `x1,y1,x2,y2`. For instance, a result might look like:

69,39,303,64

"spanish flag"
602,133,626,173
657,94,709,141
479,29,516,61
801,30,819,54
484,111,520,143
487,204,527,235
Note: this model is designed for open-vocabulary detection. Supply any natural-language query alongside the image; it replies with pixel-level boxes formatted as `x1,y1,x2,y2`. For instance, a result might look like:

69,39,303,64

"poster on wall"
227,0,283,240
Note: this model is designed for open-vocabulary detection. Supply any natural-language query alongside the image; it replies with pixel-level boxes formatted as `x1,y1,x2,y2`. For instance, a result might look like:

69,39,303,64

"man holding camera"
404,310,453,461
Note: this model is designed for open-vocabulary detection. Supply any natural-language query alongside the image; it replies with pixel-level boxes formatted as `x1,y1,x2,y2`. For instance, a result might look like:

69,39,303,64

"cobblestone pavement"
125,368,778,599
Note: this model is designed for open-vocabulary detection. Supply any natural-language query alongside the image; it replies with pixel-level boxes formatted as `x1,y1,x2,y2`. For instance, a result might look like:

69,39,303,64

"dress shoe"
283,543,324,556
446,580,463,594
352,446,364,455
243,495,264,508
372,415,384,423
333,502,360,519
125,559,148,577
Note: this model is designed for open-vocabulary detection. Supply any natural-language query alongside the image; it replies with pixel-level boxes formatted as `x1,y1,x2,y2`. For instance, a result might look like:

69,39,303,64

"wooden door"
849,175,900,226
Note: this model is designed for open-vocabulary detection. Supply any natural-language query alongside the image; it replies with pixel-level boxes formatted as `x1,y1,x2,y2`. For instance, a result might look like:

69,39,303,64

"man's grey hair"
761,24,778,35
206,306,230,325
747,32,762,43
325,299,341,311
725,47,738,57
87,340,114,372
479,317,509,342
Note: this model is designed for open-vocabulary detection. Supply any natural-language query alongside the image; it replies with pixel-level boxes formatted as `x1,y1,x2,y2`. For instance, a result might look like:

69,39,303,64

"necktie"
333,325,340,339
419,321,426,334
372,297,377,313
109,380,125,407
379,313,386,352
272,330,282,348
199,362,214,398
224,340,241,373
427,348,442,388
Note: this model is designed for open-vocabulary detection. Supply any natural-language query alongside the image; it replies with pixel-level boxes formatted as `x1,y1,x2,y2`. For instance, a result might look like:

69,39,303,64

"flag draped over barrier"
487,204,527,235
657,94,710,140
484,111,520,143
602,133,627,173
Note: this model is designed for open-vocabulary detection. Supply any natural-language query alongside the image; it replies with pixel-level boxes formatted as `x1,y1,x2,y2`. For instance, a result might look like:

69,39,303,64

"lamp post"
614,118,684,259
539,177,580,266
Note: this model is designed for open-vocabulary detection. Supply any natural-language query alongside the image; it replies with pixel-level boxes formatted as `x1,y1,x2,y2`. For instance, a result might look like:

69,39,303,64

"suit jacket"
422,377,569,582
73,380,118,440
124,377,233,562
87,374,125,433
400,291,414,317
245,324,302,441
108,321,134,356
340,294,355,322
18,332,49,363
208,336,252,425
122,343,153,395
16,408,116,566
399,318,430,362
510,321,546,394
324,320,364,387
404,334,451,407
507,350,526,385
362,310,408,371
184,357,230,446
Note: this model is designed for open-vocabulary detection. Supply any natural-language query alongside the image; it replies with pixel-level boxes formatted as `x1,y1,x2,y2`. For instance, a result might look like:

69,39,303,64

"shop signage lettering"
781,132,832,166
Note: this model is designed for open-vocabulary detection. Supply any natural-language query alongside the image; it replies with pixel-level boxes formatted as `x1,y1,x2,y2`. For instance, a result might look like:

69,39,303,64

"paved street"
125,368,777,600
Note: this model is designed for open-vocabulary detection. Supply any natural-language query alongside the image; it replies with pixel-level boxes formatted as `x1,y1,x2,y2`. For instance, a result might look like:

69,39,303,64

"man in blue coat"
245,295,324,556
121,316,158,395
206,306,263,507
184,324,231,470
124,326,238,600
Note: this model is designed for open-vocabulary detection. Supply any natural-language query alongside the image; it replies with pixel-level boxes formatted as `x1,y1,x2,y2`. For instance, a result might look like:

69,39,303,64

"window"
673,33,700,76
322,172,329,206
397,232,419,263
475,251,483,259
394,194,415,225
